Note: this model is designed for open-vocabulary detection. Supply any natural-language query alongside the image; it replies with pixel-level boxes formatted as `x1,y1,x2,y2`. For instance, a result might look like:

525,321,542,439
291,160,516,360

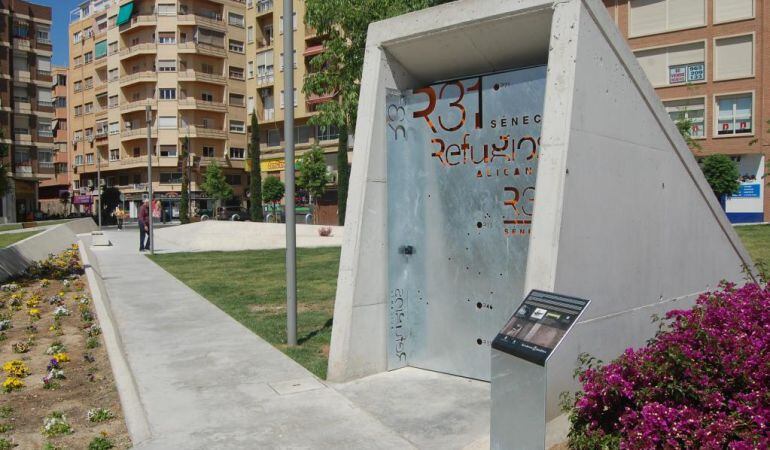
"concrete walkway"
86,229,489,449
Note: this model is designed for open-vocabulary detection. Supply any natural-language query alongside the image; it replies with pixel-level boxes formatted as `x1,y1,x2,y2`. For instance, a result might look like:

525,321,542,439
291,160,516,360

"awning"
115,2,134,26
303,44,325,57
306,93,335,105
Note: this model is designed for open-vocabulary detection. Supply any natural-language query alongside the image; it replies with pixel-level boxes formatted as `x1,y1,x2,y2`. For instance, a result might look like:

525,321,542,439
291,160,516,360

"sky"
32,0,84,66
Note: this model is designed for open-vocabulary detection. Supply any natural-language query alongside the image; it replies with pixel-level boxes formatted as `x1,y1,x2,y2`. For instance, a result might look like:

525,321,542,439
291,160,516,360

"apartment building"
246,0,342,224
606,0,768,223
68,0,248,219
0,0,54,223
38,67,72,215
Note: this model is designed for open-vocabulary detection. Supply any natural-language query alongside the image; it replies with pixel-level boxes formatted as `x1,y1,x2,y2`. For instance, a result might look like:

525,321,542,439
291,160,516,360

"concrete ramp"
327,0,753,429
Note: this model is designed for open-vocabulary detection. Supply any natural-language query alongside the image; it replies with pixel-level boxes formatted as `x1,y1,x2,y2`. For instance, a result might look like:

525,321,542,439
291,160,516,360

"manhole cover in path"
268,378,326,395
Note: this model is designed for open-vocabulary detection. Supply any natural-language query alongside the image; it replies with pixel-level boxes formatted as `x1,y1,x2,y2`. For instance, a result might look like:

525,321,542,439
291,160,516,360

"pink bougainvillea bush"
564,281,770,449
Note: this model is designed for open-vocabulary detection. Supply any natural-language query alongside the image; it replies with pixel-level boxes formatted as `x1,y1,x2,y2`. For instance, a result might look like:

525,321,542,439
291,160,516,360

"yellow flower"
28,308,41,319
2,377,24,392
2,360,30,378
53,353,70,363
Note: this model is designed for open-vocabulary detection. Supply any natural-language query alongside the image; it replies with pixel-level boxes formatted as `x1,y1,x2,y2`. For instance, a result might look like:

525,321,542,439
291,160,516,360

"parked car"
217,207,249,221
196,209,213,221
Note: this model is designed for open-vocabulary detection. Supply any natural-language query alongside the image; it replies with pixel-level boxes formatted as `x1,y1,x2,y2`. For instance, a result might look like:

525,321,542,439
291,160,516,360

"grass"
149,247,340,379
0,230,40,247
0,219,73,232
735,224,770,267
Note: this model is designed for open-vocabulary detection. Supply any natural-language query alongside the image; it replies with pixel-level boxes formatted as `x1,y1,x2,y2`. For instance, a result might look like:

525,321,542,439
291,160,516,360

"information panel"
492,290,589,366
386,66,547,380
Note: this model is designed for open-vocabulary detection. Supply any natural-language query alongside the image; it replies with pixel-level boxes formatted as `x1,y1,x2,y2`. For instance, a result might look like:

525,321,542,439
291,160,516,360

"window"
133,148,140,158
229,39,244,53
229,66,244,80
278,13,297,33
108,68,119,81
37,57,52,75
159,32,176,44
714,0,754,23
634,42,705,87
247,61,254,78
73,55,83,67
108,41,118,55
84,102,93,114
225,174,242,185
109,122,119,135
160,172,183,183
38,119,52,137
629,0,705,37
201,92,213,102
38,88,52,107
158,116,177,129
229,147,245,159
248,96,255,114
229,93,245,106
74,105,83,116
84,77,93,89
83,27,93,39
665,98,705,138
74,155,84,166
201,63,214,74
256,50,274,82
229,121,245,133
716,94,752,136
157,4,176,15
85,128,93,140
159,88,176,100
202,146,215,157
84,52,93,64
108,95,118,108
74,80,83,92
317,125,339,141
158,60,177,72
160,145,177,157
267,129,281,147
109,149,120,161
36,25,50,44
296,125,312,144
73,31,82,44
247,26,254,43
279,89,297,108
86,153,94,165
714,34,754,80
74,130,83,142
228,12,245,27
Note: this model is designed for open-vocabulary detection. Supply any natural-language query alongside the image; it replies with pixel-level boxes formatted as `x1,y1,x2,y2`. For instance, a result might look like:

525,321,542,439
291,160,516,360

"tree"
0,130,9,199
298,146,331,222
674,116,701,150
262,175,285,222
304,0,440,225
201,161,233,215
249,111,264,222
700,154,740,205
59,191,71,216
179,136,191,224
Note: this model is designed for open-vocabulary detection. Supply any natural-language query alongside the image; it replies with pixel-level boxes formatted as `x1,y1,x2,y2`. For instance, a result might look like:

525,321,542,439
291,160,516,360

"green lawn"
735,224,770,266
149,247,340,379
0,219,73,232
0,230,41,247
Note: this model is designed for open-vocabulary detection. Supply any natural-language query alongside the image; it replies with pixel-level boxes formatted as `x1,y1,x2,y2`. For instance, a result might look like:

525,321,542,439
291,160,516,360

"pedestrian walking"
139,199,151,251
113,206,125,230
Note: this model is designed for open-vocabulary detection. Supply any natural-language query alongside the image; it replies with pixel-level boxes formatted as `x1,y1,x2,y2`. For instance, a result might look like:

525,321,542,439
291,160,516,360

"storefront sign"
260,158,299,172
731,183,760,198
73,195,92,205
492,290,590,366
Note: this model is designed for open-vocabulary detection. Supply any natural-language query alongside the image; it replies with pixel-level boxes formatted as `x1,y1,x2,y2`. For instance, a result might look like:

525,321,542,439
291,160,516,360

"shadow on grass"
298,318,333,345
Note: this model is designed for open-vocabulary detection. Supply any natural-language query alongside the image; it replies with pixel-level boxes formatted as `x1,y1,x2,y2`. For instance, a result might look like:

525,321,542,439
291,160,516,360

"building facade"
606,0,768,223
38,66,71,215
0,0,54,223
68,0,248,220
246,0,342,224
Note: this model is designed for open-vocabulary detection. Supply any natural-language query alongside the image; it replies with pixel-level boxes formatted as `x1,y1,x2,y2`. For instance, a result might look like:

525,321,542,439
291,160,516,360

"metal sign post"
283,0,297,346
94,137,101,229
146,105,154,255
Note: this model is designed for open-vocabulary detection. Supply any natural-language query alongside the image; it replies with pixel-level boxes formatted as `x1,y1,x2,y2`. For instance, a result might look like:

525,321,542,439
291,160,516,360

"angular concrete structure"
328,0,754,428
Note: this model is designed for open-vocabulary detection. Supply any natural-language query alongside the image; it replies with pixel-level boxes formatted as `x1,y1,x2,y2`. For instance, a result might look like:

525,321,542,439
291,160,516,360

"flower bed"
0,246,130,449
564,281,770,449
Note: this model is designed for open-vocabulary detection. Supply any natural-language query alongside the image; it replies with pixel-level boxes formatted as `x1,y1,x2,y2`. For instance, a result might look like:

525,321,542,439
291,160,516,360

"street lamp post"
146,105,154,254
92,136,101,229
284,0,297,346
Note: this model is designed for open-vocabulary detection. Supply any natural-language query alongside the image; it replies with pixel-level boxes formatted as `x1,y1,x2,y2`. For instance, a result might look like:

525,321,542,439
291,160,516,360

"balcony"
178,98,227,113
119,71,157,87
304,44,325,57
187,125,226,140
12,39,31,51
120,99,156,114
177,14,226,32
177,41,226,58
178,70,226,85
13,101,32,114
121,127,157,142
38,130,53,138
94,56,107,69
120,14,157,32
13,71,31,82
95,82,108,95
119,43,157,59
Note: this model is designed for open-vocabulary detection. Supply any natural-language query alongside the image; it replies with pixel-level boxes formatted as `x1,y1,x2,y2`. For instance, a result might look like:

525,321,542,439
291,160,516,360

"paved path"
86,229,489,449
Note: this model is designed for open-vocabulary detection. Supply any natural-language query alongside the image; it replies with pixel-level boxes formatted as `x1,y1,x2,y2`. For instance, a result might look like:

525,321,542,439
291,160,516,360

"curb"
78,239,153,445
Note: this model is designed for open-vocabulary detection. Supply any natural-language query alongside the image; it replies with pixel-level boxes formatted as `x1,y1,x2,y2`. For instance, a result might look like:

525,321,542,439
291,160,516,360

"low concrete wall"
0,218,97,281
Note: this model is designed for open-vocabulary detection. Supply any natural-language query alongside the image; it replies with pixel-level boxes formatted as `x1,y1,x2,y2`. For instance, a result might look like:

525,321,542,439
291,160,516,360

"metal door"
386,66,547,381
